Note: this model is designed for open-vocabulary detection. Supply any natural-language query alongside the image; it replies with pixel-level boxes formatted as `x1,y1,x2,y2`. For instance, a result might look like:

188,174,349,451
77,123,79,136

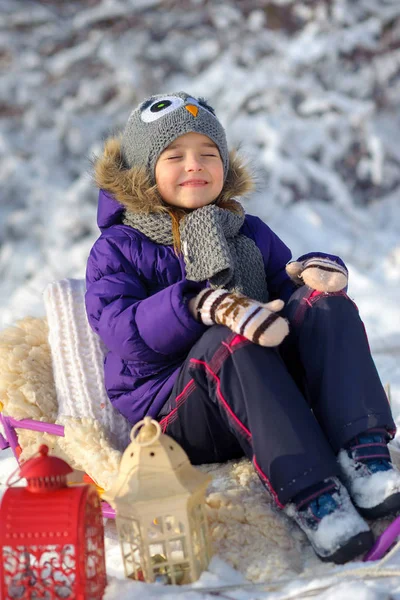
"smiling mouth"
179,180,208,187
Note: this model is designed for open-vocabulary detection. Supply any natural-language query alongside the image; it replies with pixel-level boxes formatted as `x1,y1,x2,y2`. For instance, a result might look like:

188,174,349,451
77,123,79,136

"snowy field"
1,0,400,598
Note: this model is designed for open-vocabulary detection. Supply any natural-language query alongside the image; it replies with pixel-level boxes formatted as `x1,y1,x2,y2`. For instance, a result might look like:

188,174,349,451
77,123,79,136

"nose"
185,155,203,172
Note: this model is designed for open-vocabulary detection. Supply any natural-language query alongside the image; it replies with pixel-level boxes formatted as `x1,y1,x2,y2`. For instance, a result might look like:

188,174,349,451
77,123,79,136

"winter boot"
338,428,400,519
285,477,373,563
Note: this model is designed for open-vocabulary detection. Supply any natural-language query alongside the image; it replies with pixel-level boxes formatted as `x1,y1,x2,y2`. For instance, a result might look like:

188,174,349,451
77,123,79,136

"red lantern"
0,445,106,599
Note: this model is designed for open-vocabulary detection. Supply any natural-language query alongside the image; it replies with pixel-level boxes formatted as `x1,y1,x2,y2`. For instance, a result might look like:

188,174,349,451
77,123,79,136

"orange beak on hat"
185,104,199,117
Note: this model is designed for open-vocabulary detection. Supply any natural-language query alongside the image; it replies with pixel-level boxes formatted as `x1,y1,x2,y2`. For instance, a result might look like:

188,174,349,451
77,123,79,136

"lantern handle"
5,445,47,487
5,463,24,488
130,417,161,446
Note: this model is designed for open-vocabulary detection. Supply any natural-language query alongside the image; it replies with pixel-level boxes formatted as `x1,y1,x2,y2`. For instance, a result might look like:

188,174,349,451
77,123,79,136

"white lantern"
105,417,212,585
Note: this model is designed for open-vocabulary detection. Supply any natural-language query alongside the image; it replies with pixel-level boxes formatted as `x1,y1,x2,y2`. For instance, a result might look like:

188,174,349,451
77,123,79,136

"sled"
0,279,399,559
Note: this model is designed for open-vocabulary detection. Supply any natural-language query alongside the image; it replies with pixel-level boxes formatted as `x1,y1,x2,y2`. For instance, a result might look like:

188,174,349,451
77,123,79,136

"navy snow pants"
157,287,395,507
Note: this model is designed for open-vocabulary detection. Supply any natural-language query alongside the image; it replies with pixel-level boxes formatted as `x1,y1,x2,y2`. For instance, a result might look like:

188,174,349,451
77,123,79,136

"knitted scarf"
122,204,269,302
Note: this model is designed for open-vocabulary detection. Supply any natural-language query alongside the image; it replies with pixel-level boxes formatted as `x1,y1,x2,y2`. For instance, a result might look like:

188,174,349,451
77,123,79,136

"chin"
181,195,214,209
185,201,212,210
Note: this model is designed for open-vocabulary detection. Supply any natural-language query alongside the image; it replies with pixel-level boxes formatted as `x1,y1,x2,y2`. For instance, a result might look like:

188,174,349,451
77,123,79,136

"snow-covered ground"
1,0,400,597
3,447,400,600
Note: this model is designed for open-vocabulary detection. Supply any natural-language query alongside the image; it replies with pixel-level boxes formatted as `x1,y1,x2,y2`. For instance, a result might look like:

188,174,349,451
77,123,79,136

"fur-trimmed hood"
93,136,255,230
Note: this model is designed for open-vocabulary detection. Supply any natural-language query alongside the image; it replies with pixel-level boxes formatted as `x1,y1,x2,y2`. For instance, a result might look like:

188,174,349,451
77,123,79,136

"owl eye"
197,98,216,116
141,96,184,123
186,96,216,117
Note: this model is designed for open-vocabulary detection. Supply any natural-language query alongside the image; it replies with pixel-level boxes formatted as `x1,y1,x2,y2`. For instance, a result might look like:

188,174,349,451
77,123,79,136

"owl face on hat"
121,92,229,182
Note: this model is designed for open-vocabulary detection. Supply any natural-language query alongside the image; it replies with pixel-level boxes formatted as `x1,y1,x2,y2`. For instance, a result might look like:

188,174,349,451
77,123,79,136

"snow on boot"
338,428,400,519
285,477,373,564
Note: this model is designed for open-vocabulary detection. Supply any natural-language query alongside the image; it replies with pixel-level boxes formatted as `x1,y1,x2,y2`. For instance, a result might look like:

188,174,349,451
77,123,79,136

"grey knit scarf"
122,204,269,302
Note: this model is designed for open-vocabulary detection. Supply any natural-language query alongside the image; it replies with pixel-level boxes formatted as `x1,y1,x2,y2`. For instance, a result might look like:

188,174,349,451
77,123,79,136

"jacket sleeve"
85,234,207,363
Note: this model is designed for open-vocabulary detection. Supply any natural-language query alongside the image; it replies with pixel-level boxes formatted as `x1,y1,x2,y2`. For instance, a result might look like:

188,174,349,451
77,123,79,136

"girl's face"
155,132,224,210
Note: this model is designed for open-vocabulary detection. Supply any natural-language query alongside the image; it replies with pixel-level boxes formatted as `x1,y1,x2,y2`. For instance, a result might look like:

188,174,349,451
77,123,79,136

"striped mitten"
193,288,289,347
286,256,348,293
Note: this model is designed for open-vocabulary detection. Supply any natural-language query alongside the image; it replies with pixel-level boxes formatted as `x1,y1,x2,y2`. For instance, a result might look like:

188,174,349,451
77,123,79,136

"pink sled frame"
0,413,115,519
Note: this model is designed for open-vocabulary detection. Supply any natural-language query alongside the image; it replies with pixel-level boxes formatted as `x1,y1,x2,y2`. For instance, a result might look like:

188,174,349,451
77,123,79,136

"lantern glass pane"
171,562,191,585
3,544,76,599
152,563,171,585
120,540,135,579
168,537,187,561
148,542,166,561
117,518,142,579
147,516,163,539
148,550,172,585
84,494,106,591
164,515,184,535
189,508,209,573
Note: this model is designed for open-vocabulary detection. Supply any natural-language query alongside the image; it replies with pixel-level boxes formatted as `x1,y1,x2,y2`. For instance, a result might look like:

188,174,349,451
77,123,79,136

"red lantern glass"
0,445,106,599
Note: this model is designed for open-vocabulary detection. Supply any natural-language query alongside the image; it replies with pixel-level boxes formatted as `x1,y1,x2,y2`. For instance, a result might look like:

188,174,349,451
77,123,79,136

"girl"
85,91,400,564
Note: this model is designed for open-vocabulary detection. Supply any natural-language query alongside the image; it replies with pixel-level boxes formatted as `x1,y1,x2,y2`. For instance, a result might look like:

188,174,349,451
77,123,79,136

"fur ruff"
94,136,255,214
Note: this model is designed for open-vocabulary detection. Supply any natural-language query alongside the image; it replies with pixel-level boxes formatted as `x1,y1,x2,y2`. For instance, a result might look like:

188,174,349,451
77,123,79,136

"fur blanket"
0,315,396,582
0,316,122,488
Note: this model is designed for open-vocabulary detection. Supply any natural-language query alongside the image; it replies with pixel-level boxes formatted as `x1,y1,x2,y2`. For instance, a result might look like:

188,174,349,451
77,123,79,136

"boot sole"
317,530,374,564
357,492,400,520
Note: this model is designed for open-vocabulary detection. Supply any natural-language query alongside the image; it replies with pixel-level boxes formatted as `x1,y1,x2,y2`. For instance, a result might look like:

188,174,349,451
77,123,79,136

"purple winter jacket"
85,188,297,424
85,138,344,425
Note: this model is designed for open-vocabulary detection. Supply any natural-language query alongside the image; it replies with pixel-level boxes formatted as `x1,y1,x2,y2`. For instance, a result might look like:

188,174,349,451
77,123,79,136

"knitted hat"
121,91,229,181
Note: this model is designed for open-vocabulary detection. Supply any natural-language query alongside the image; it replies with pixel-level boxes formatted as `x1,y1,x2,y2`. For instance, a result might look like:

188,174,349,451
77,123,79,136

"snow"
338,449,400,511
1,0,400,597
285,480,371,558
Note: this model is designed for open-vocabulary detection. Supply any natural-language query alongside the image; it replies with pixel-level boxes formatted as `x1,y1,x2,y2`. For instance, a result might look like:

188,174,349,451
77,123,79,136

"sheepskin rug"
0,316,393,583
101,455,392,582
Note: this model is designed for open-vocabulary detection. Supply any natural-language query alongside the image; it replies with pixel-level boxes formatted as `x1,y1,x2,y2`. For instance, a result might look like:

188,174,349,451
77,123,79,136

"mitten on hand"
192,288,289,347
286,256,348,293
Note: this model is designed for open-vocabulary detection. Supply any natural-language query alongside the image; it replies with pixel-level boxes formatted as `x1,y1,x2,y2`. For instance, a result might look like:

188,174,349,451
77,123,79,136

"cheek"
155,168,171,193
156,174,167,190
214,164,224,191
